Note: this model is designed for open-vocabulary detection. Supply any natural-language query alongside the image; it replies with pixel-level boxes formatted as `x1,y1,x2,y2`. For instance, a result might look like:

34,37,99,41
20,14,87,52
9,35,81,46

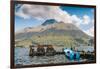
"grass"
15,35,89,48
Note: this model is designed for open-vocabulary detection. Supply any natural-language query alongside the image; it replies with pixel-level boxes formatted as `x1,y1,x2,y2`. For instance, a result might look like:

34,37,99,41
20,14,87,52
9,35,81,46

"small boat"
63,48,80,60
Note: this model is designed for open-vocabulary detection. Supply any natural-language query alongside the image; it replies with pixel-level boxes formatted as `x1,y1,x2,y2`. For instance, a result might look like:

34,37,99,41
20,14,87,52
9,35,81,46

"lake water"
15,47,89,65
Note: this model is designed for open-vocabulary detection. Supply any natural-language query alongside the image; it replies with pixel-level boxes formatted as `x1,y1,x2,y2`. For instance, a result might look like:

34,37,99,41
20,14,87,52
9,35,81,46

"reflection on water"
15,47,68,65
15,47,91,65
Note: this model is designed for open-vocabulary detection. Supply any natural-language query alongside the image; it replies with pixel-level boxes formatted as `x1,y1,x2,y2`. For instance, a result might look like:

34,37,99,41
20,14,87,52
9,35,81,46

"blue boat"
64,48,80,61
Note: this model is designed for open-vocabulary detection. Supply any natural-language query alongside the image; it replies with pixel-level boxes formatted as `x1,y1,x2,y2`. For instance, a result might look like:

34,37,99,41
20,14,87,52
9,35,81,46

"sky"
15,4,95,36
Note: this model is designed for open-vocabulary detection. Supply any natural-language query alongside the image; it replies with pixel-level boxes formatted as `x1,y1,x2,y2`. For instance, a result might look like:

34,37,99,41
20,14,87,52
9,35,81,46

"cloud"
71,15,82,27
15,4,30,19
15,4,94,36
15,4,73,23
15,11,30,19
84,26,94,36
16,4,93,25
91,19,94,24
15,4,92,25
82,15,90,25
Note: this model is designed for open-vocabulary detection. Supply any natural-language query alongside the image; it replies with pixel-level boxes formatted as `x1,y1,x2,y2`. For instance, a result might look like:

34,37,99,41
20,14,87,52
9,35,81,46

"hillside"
15,19,91,47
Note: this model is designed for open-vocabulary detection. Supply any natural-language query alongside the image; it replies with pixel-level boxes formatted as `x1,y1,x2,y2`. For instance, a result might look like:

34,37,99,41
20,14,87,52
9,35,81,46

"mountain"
42,19,57,26
15,19,91,47
15,19,89,39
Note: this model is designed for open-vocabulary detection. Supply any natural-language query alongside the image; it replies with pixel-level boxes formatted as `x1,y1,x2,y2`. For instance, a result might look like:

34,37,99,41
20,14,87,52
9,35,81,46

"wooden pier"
29,45,95,60
29,45,58,56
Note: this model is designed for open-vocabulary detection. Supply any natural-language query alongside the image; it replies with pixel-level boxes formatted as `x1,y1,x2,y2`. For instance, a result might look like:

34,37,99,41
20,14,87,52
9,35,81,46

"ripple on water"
15,47,87,65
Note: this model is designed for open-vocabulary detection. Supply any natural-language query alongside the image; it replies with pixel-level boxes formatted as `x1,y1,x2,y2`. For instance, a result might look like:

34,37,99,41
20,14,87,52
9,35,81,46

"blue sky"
60,6,94,18
60,6,94,30
15,4,94,36
15,16,44,31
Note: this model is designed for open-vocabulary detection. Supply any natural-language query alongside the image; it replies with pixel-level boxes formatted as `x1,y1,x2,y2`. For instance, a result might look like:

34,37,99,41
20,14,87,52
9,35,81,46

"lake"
15,47,91,65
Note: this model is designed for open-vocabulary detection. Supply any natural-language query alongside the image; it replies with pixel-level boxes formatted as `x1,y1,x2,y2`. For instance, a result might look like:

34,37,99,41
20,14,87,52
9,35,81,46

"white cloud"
84,26,94,36
82,15,90,25
15,4,93,28
15,4,73,23
15,4,95,36
91,19,94,24
15,10,30,19
15,4,31,19
71,15,82,27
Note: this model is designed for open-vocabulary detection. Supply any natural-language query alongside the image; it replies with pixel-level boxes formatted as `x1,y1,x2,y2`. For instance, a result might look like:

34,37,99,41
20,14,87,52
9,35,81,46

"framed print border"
10,1,96,69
